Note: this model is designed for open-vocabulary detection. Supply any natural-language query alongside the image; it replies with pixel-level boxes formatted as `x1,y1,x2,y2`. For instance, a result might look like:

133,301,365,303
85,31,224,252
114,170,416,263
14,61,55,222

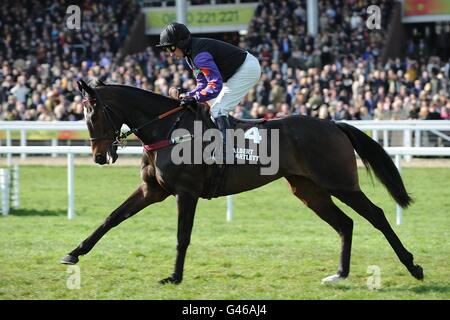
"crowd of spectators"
0,0,140,120
1,0,450,122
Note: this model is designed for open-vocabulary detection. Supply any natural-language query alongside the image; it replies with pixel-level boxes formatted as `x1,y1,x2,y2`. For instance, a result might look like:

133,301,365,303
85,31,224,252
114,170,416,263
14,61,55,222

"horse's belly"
216,165,283,197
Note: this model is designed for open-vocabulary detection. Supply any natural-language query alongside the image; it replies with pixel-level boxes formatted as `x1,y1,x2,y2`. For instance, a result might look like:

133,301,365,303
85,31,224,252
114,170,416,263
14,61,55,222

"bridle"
82,96,125,146
82,94,186,148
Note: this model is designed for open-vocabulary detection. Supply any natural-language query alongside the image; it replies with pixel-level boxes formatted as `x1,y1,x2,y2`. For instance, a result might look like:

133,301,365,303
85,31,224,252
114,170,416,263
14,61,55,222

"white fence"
1,120,450,223
0,165,19,216
1,119,450,155
0,146,142,219
0,121,87,163
0,168,10,216
0,145,449,225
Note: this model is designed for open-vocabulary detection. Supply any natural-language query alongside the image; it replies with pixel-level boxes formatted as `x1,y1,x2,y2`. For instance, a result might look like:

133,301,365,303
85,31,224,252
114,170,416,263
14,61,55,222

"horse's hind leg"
61,180,169,265
286,176,354,282
333,190,424,280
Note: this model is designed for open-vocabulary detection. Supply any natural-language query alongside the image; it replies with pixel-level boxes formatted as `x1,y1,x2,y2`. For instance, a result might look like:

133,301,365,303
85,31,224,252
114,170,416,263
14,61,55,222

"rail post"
67,153,75,219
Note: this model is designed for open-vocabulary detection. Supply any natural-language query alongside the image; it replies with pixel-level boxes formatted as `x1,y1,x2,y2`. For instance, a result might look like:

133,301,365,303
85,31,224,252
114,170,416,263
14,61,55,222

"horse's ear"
80,79,94,96
77,81,83,93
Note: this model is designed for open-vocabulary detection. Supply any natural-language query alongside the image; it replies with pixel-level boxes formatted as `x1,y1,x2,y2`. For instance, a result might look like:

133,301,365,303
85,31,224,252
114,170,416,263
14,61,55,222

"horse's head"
77,79,119,165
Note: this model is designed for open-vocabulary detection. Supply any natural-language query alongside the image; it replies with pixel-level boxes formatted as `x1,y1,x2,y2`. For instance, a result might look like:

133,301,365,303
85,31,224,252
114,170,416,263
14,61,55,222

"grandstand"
0,0,449,128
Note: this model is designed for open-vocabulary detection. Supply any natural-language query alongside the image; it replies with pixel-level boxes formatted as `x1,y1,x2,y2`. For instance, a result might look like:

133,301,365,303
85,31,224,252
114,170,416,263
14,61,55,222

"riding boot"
215,115,233,164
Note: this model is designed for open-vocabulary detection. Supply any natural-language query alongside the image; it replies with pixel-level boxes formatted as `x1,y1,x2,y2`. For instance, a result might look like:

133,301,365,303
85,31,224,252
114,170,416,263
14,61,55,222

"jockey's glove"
180,96,197,107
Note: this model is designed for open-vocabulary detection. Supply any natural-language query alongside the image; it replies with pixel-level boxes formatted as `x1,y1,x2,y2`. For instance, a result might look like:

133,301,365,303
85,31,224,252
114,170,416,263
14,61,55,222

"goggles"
165,45,177,53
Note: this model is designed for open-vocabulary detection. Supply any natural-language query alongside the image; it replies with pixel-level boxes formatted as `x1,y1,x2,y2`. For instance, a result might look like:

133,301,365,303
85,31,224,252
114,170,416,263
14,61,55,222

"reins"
83,95,192,149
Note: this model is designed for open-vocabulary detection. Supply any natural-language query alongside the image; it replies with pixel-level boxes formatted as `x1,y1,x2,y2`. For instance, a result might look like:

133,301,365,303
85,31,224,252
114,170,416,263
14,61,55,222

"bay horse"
61,79,423,284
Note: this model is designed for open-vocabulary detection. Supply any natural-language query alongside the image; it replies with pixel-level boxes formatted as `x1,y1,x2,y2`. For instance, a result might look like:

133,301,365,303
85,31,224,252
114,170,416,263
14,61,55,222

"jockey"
156,23,261,161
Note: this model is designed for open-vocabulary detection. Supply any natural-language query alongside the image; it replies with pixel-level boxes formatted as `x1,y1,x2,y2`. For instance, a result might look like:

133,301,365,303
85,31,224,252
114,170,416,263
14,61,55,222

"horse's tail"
336,122,412,208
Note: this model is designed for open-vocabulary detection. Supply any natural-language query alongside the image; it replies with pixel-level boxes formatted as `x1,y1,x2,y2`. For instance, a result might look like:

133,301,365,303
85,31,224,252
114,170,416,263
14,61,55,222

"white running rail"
0,146,449,223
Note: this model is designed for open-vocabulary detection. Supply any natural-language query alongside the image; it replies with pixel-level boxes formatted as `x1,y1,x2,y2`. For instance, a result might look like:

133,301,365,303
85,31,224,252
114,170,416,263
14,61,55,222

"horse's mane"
87,78,106,88
89,79,211,124
91,79,179,107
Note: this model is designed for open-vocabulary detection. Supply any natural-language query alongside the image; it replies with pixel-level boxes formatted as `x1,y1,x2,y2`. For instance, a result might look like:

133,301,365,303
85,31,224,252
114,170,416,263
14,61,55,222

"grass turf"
0,165,449,299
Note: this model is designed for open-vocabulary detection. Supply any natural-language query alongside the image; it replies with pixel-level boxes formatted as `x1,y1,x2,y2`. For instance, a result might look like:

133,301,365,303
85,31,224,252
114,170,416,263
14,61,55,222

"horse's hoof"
159,276,182,285
321,274,346,284
60,254,79,265
411,265,424,280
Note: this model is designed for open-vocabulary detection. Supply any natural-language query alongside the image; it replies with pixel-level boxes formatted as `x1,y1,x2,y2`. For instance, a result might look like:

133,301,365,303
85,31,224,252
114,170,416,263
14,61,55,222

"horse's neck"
106,88,175,140
104,86,176,116
103,86,214,143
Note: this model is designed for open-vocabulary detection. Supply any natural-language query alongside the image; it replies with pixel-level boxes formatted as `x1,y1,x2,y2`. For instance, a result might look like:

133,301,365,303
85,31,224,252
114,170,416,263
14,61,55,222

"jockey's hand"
180,95,197,107
169,87,179,99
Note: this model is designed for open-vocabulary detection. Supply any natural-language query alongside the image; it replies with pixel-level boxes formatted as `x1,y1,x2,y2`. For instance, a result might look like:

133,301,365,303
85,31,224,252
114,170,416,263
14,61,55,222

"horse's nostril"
95,154,105,163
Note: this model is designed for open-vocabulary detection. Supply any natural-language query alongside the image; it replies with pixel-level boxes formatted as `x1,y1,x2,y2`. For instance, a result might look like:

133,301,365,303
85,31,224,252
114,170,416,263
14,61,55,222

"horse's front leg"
160,192,198,284
61,181,169,265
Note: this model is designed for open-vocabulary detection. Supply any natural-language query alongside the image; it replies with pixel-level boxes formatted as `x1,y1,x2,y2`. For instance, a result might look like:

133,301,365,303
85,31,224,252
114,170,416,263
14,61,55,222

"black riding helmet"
156,23,192,52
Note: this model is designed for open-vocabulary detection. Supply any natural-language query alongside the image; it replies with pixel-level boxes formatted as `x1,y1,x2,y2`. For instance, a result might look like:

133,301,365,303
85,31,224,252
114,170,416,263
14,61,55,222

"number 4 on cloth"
245,127,262,144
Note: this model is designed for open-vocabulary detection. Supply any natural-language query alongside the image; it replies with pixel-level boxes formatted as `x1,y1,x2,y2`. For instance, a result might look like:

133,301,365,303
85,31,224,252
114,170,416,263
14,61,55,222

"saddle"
229,116,267,126
188,103,269,199
195,101,267,129
202,118,268,199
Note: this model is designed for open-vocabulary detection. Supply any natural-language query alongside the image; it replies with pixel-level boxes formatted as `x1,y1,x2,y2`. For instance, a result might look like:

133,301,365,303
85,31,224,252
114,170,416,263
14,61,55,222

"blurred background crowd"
1,0,450,122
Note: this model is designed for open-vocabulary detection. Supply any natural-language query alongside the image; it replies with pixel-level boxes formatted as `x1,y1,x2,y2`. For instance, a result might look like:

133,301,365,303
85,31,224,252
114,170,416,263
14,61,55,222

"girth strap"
143,134,192,152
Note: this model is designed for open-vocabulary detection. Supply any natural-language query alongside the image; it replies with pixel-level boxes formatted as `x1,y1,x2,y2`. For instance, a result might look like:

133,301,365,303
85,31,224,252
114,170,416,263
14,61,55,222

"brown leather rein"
82,96,187,148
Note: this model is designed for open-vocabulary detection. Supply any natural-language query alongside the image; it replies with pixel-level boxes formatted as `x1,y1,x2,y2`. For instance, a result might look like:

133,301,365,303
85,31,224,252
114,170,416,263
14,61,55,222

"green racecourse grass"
0,164,449,300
